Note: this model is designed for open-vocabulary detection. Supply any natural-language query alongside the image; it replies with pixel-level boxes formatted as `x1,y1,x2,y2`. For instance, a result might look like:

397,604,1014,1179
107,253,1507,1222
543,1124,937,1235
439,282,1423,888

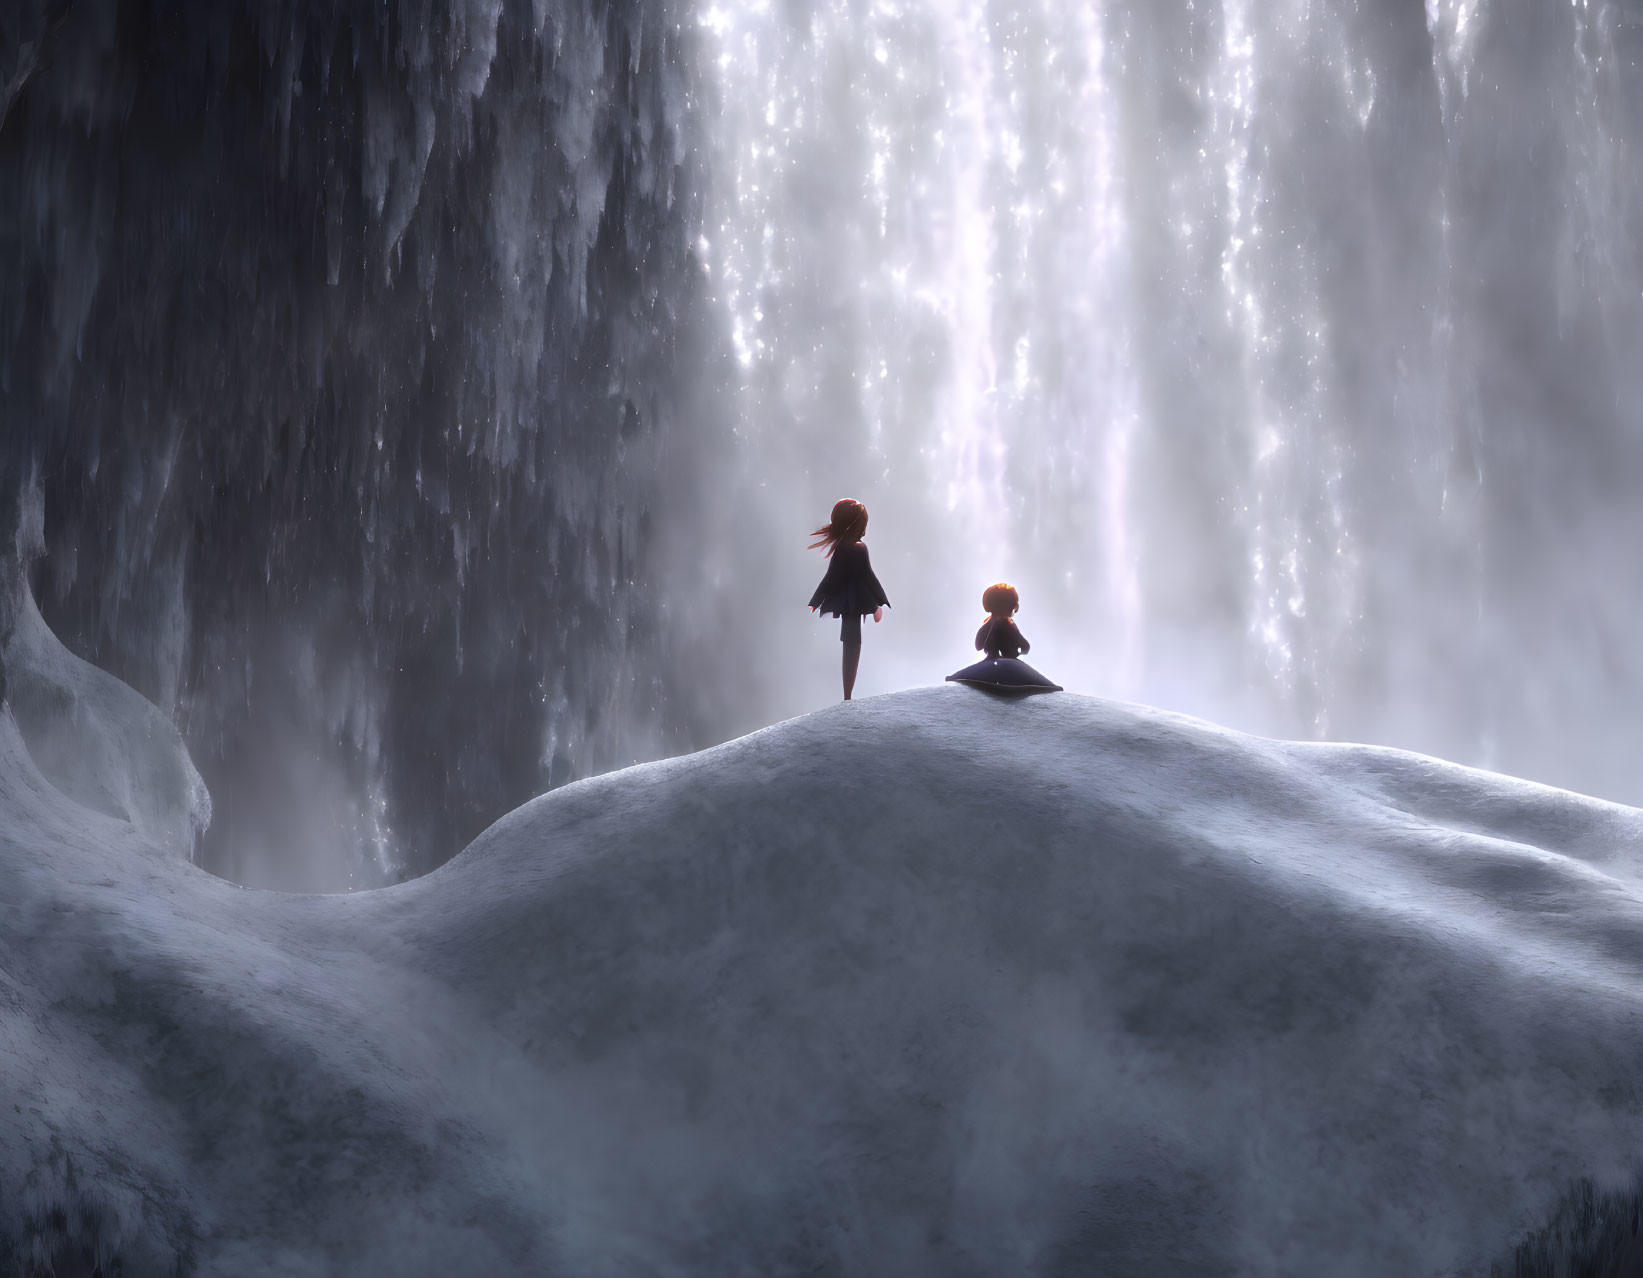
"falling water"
0,0,737,888
697,0,1643,803
4,0,1643,888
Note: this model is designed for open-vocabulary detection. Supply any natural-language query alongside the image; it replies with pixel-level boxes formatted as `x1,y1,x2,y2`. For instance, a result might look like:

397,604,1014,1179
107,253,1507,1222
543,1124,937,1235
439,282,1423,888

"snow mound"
3,677,1643,1275
1,562,209,859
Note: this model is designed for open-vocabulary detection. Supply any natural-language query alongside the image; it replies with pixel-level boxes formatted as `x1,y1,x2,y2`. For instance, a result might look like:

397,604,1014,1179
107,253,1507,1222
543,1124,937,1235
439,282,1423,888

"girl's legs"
840,613,863,700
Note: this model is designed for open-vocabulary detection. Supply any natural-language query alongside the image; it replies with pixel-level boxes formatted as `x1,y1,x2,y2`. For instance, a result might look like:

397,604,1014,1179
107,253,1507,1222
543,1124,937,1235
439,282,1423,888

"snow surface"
0,559,209,861
4,619,1643,1273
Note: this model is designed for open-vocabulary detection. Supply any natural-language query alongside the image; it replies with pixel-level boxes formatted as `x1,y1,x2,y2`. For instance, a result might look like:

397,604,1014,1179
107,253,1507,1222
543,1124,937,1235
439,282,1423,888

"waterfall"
0,0,743,888
4,0,1642,888
698,0,1643,802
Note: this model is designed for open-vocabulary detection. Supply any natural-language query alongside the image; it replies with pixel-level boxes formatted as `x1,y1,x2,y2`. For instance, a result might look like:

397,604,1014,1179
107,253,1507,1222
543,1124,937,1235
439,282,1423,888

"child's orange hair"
982,582,1019,617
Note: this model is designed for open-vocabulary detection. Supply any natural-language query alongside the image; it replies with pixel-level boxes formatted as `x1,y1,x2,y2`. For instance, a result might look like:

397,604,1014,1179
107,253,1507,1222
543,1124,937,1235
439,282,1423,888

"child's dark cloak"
809,541,890,618
975,615,1030,659
949,615,1061,694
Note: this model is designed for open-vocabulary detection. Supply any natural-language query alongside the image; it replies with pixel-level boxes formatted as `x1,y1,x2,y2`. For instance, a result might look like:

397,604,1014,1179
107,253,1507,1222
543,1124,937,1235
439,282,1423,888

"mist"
3,0,1642,888
703,0,1643,792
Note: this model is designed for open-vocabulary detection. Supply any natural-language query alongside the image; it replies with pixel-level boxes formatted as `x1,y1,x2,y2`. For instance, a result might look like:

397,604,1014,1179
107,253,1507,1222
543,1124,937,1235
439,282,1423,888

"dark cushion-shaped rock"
945,656,1063,694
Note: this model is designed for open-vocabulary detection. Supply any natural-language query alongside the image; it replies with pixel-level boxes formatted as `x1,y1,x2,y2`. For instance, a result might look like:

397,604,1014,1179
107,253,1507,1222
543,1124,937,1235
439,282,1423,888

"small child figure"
947,582,1062,695
975,582,1031,659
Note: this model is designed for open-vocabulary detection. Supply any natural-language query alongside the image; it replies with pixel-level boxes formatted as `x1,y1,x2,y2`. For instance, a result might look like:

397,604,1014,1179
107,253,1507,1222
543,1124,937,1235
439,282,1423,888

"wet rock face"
0,0,738,887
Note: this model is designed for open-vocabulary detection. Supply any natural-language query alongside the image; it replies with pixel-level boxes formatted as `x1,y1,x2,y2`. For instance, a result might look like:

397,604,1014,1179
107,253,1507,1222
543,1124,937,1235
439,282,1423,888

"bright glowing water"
697,0,1643,804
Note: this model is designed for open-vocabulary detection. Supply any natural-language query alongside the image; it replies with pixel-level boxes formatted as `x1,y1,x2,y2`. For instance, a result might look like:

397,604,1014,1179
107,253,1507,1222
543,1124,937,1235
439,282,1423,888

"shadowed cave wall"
0,0,744,888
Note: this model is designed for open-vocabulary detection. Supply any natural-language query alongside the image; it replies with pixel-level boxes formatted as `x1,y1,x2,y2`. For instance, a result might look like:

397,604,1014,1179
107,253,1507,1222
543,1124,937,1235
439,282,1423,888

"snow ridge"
3,672,1643,1275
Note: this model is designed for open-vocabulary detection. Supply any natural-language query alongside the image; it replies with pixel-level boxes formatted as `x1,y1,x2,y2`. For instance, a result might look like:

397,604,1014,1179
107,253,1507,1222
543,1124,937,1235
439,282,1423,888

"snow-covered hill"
3,604,1643,1275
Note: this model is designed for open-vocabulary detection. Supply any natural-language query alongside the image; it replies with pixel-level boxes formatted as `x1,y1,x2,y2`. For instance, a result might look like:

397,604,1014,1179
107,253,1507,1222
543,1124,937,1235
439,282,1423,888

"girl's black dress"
809,541,890,642
947,616,1062,694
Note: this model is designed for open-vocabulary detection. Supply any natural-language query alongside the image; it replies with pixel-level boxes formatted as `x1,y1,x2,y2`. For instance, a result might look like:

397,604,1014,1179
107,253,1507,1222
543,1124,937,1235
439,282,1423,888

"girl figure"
808,498,890,700
947,582,1062,694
